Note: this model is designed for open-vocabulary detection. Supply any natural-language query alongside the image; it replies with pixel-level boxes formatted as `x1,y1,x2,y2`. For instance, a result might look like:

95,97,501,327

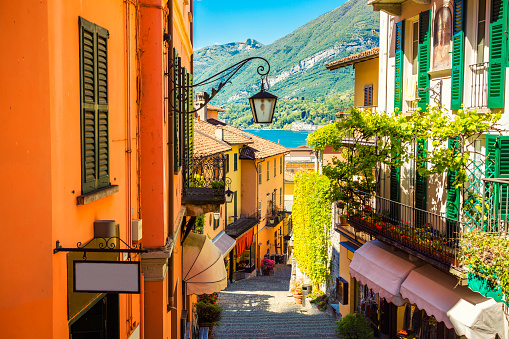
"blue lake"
244,129,312,148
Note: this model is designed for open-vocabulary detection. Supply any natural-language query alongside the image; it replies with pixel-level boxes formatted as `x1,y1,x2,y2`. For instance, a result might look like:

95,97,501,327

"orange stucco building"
0,0,223,338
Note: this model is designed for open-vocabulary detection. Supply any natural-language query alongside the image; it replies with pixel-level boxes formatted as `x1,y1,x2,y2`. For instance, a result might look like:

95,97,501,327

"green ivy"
293,171,332,284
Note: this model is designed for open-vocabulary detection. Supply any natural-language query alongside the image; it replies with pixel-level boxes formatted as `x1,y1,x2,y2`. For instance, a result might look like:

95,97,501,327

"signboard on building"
74,260,141,294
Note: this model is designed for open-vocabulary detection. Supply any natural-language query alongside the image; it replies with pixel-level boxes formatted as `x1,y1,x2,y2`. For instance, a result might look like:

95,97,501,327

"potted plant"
195,301,222,334
261,257,275,275
335,312,373,339
210,180,225,189
290,278,304,305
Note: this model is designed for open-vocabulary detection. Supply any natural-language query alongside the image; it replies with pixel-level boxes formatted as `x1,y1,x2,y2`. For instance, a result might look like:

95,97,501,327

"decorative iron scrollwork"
170,56,271,115
53,237,148,260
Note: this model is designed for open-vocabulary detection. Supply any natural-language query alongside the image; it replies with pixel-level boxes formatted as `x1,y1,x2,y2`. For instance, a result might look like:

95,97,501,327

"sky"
193,0,347,50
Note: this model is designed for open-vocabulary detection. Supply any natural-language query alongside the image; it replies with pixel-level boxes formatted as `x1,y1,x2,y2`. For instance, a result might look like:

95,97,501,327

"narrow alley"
213,268,338,339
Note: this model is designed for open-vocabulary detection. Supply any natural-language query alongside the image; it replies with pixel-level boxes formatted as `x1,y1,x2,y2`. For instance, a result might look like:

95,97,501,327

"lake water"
244,129,312,148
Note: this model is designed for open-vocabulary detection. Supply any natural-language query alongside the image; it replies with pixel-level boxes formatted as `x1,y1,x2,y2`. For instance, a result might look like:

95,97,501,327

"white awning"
401,264,506,338
212,231,236,258
183,232,227,295
349,240,417,306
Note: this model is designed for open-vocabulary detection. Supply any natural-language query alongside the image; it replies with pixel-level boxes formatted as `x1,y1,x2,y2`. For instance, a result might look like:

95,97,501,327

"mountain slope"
193,0,379,105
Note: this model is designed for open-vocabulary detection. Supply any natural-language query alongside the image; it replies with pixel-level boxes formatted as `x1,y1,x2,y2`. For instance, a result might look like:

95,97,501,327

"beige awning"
212,231,236,258
183,232,227,295
349,240,417,306
401,264,506,338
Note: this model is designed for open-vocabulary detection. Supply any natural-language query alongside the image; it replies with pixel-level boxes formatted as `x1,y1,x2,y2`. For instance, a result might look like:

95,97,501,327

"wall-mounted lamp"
170,57,277,124
225,177,234,203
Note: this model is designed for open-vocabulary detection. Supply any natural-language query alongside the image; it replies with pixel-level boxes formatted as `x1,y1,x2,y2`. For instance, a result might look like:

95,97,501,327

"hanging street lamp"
170,56,277,124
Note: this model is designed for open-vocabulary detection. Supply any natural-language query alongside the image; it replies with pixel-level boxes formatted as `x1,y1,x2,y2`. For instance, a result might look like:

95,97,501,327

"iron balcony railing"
469,62,489,109
182,155,226,205
344,189,460,268
266,207,286,226
225,209,260,238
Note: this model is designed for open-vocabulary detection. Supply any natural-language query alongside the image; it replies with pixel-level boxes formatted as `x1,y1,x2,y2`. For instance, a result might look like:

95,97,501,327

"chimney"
196,92,207,121
215,128,223,141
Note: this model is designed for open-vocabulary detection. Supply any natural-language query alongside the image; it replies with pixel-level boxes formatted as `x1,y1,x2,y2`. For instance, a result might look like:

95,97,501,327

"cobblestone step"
213,268,337,339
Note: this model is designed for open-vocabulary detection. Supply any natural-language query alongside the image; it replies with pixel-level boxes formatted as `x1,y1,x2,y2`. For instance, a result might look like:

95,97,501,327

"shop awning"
400,264,506,338
212,231,236,258
235,229,254,258
183,232,227,295
349,240,417,306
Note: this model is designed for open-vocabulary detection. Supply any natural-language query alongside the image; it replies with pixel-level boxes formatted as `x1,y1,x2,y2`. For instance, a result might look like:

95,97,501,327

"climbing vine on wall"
293,171,332,284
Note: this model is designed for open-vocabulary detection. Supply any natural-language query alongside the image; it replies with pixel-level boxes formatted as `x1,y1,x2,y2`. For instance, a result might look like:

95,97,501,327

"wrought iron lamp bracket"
53,237,148,260
169,56,271,115
418,79,442,106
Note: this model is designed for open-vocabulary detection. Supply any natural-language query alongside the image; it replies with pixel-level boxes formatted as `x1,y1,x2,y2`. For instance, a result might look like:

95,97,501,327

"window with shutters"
363,85,373,107
433,7,452,70
274,158,277,177
487,0,507,109
258,164,262,184
267,161,270,181
226,154,230,173
234,153,238,171
280,156,283,174
79,17,110,195
412,21,419,75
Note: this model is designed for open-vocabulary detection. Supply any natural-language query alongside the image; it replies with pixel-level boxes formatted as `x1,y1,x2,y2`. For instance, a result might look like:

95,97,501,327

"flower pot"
198,323,214,337
293,294,303,305
339,216,348,225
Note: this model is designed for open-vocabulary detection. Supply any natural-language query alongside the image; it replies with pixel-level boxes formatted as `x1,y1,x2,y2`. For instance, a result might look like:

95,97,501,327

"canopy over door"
183,232,227,295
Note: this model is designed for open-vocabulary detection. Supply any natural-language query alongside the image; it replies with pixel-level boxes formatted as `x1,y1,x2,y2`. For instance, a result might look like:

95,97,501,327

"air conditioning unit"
132,219,142,242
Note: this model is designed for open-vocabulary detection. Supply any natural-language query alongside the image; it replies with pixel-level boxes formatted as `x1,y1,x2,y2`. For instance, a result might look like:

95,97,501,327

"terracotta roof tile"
193,129,231,158
326,47,379,70
206,119,290,160
285,170,295,182
207,104,225,112
195,119,252,145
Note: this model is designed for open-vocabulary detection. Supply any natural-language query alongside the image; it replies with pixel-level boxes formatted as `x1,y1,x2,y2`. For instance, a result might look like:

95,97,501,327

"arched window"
433,7,452,70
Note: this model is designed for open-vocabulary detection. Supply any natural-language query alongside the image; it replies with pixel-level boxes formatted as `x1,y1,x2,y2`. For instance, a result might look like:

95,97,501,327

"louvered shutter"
446,137,460,220
188,73,194,162
173,49,181,171
487,0,507,108
80,17,109,194
395,21,404,111
418,11,431,111
415,139,427,226
486,135,509,221
364,85,373,107
451,0,465,110
390,165,401,221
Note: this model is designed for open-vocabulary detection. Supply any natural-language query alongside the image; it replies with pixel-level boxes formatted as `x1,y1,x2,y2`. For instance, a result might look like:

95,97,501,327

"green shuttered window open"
485,135,509,222
451,0,465,110
418,11,431,111
80,17,110,194
487,0,507,108
394,20,404,111
174,49,181,172
446,137,460,221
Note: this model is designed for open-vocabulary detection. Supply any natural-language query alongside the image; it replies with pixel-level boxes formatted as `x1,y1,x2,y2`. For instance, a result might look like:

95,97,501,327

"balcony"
225,210,260,238
343,190,460,271
182,155,226,214
468,62,489,109
266,207,286,227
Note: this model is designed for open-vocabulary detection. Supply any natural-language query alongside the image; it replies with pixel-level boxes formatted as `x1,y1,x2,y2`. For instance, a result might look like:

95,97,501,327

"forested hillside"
193,0,379,128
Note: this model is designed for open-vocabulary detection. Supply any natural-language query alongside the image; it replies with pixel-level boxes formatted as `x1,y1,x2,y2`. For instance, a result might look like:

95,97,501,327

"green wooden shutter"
188,73,194,162
234,191,238,217
451,0,465,110
415,139,427,226
173,49,181,171
182,69,189,161
487,0,507,108
418,11,431,111
390,165,400,221
80,17,109,194
486,135,509,222
446,137,460,220
395,20,404,111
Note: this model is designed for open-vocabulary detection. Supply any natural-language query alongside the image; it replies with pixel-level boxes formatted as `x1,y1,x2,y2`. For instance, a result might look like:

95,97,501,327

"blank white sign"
74,261,140,293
